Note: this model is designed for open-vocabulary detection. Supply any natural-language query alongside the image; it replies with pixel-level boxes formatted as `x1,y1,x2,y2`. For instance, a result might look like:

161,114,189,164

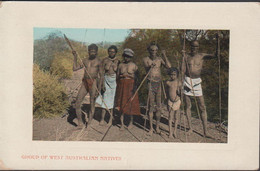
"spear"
64,34,75,51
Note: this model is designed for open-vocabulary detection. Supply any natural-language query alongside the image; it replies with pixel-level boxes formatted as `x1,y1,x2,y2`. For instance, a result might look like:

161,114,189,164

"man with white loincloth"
96,45,120,126
182,40,217,137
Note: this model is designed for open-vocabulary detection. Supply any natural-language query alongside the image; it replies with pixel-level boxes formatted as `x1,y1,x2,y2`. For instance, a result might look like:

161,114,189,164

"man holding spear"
143,42,171,135
71,43,103,129
182,40,217,137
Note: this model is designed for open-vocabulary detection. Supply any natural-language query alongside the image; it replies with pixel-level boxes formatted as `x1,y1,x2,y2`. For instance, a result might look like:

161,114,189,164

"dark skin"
181,41,217,137
117,55,138,130
143,45,171,135
166,71,182,138
72,48,103,129
99,48,120,126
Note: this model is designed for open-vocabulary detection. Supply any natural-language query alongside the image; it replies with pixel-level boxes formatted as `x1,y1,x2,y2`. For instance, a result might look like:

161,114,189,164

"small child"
165,67,182,138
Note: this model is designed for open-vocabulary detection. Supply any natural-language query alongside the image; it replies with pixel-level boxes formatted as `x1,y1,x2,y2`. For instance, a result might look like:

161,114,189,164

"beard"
89,54,96,59
109,55,116,59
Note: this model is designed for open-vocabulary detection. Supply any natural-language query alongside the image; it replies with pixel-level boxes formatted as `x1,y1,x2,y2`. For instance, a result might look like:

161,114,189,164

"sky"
34,28,131,43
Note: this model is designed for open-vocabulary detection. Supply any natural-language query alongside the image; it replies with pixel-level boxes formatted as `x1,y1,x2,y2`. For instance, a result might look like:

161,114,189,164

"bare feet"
75,125,84,130
127,123,133,129
187,129,193,135
120,125,126,131
204,132,213,138
156,126,161,134
99,120,105,126
85,124,92,132
168,132,173,139
147,129,153,136
108,119,113,126
173,131,178,138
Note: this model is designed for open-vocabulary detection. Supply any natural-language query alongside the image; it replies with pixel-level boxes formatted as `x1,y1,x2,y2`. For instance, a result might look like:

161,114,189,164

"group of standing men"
72,40,216,138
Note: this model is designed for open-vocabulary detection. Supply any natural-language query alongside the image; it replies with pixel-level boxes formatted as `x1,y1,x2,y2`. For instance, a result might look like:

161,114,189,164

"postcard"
0,2,259,170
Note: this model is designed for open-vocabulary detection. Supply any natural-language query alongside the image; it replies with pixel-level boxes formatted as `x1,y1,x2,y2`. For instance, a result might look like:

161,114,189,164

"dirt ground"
33,69,228,143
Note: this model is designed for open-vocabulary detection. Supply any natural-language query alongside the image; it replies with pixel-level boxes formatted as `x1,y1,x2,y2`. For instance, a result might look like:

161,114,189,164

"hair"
147,41,160,51
88,44,98,51
168,67,179,76
108,45,118,53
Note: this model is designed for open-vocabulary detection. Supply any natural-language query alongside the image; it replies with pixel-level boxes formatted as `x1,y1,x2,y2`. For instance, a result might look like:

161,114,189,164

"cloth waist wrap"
96,74,117,109
148,79,161,95
114,78,140,115
82,78,94,92
168,98,181,111
183,76,203,96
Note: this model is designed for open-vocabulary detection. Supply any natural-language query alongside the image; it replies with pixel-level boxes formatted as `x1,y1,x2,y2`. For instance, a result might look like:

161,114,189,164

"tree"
123,29,229,123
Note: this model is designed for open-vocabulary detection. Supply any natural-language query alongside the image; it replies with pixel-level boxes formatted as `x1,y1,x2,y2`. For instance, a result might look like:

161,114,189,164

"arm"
98,60,104,94
203,53,217,60
133,68,139,94
143,57,150,73
111,59,120,72
72,50,83,71
116,64,121,81
161,50,171,69
180,52,187,82
177,80,183,96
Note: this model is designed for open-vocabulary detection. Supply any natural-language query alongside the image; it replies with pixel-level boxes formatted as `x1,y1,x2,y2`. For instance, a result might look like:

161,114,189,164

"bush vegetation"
33,64,69,118
50,51,73,79
123,29,229,123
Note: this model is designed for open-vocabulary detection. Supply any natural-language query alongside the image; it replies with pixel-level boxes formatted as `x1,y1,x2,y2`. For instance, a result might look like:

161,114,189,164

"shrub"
50,51,73,79
33,32,68,71
33,64,69,118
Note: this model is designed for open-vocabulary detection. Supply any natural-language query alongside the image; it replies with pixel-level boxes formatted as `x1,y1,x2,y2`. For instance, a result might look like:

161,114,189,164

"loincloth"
96,74,117,109
148,80,161,95
114,78,140,115
168,98,181,111
183,76,203,96
82,78,94,92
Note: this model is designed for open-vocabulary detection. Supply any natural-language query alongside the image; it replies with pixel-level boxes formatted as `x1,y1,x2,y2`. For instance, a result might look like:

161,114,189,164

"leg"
148,92,155,135
184,95,192,131
168,109,174,138
88,80,97,127
99,109,106,125
75,83,88,127
155,87,162,134
198,96,210,137
173,110,180,138
128,115,133,129
184,95,193,134
108,109,113,125
120,113,125,131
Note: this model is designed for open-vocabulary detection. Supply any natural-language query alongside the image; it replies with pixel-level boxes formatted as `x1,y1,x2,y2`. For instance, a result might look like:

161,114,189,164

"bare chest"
104,59,116,70
187,55,203,67
83,59,100,69
119,63,136,74
167,81,178,90
146,57,162,68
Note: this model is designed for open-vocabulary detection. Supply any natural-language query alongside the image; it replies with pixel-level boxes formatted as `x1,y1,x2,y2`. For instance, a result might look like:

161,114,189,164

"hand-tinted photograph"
33,28,229,143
